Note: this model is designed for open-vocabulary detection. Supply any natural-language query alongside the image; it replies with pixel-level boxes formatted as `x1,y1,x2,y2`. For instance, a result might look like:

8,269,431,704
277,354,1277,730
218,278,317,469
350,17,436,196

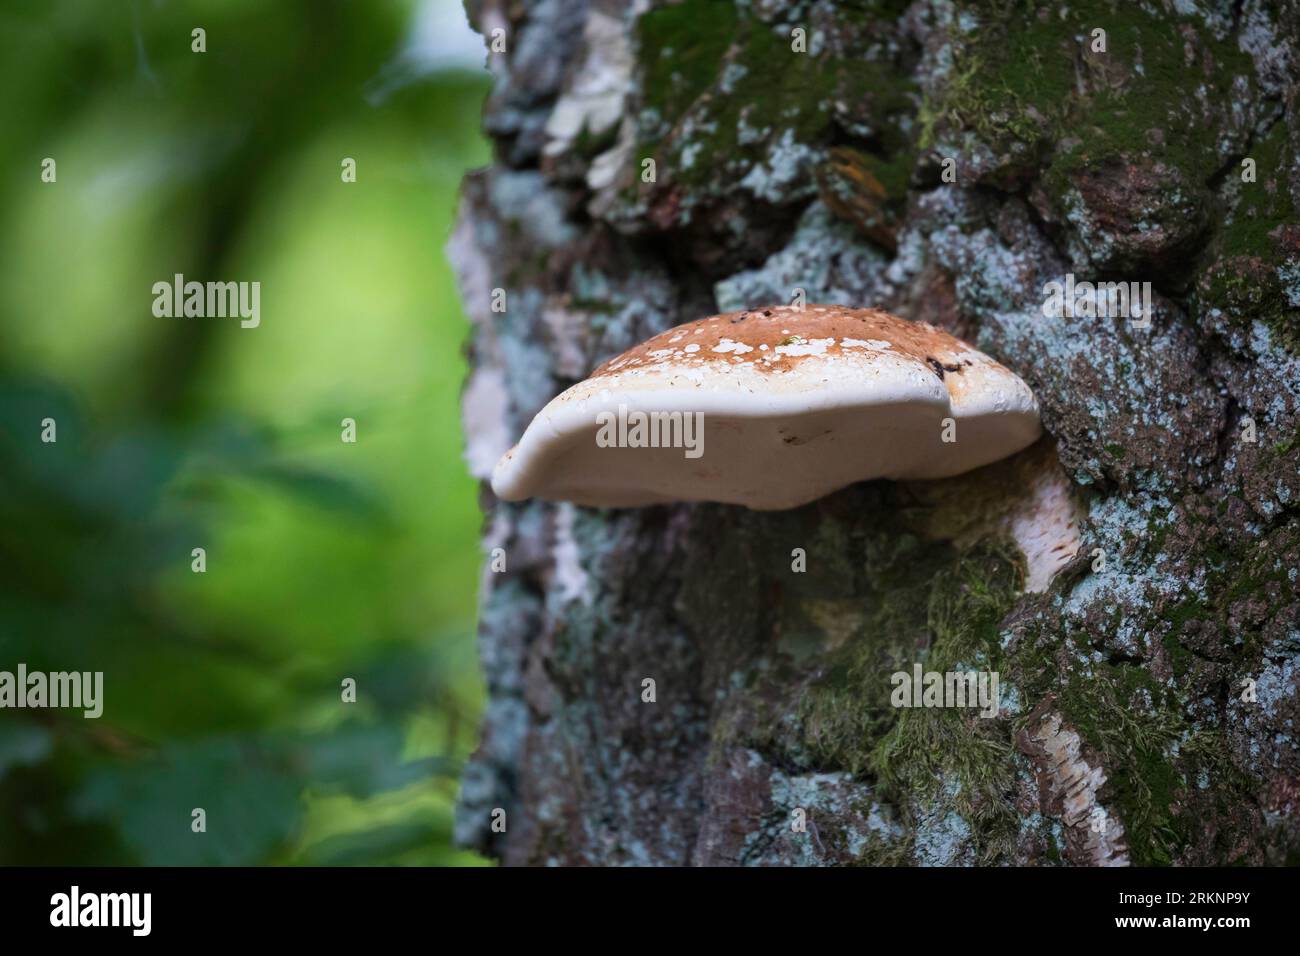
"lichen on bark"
451,0,1300,866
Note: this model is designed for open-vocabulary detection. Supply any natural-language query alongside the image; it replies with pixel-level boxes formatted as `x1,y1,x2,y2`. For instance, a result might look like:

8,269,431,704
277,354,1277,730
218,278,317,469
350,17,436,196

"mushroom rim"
491,378,1042,504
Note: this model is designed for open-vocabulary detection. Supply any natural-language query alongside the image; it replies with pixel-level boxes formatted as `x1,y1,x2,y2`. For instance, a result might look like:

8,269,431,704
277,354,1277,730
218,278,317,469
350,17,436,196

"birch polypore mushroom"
490,305,1041,510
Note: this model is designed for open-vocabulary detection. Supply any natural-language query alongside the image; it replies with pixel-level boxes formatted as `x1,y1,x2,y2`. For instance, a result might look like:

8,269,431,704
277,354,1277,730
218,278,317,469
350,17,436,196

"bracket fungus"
491,305,1041,510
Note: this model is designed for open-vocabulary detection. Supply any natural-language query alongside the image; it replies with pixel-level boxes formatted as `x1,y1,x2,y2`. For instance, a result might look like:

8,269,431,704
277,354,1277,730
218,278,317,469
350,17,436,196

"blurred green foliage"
0,0,491,864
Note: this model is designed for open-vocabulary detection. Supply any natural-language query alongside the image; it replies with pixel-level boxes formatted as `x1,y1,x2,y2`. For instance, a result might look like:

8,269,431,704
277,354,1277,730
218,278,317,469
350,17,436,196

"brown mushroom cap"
491,305,1042,510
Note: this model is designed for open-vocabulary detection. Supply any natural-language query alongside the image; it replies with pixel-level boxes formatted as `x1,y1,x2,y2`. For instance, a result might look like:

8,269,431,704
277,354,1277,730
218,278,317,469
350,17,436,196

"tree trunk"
449,0,1300,866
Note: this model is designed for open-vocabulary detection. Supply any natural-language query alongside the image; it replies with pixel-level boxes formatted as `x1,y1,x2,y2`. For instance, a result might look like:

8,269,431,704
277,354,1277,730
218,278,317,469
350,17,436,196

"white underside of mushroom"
492,346,1041,510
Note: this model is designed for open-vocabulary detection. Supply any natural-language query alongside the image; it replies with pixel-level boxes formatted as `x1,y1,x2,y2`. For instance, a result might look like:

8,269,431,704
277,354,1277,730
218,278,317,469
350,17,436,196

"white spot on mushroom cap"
712,338,755,354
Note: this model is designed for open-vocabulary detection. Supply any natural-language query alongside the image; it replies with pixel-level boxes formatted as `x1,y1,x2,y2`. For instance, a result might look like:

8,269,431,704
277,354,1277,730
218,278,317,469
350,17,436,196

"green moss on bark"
793,532,1025,859
927,0,1255,187
633,0,916,195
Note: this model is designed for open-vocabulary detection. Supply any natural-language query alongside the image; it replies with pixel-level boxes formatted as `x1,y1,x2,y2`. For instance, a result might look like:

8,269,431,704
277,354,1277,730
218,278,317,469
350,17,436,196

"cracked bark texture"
450,0,1300,866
